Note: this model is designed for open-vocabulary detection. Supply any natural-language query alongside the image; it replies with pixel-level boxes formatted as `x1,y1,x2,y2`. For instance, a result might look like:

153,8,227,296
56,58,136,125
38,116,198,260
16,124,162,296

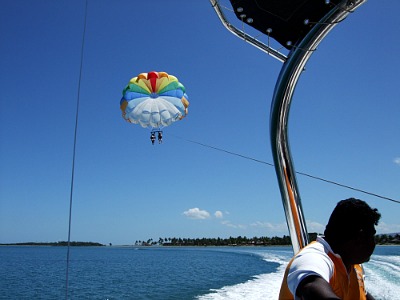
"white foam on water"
196,250,290,300
363,255,400,300
197,250,400,300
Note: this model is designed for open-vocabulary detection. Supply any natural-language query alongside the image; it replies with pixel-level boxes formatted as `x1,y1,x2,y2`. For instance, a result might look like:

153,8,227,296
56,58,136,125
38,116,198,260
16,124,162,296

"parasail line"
66,1,88,299
169,133,400,205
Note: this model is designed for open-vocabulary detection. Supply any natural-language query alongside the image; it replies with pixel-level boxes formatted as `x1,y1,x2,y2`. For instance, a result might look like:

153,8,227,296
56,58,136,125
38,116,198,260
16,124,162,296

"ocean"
0,245,398,299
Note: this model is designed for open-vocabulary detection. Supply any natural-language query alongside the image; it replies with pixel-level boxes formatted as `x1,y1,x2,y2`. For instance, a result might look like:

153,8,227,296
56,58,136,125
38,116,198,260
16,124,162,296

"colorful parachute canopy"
120,71,189,128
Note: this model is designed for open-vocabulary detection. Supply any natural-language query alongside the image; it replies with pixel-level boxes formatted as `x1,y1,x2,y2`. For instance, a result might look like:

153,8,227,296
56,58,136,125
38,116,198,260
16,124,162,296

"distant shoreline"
1,243,398,248
2,233,398,247
0,241,104,247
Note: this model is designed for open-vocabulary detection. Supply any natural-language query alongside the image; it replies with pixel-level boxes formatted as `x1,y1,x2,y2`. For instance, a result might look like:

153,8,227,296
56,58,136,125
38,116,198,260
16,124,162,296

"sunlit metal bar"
210,0,287,63
211,0,367,254
270,0,367,253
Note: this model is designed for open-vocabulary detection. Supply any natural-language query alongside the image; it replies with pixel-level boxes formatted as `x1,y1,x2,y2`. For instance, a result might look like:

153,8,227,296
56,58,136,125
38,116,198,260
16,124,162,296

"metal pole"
270,0,367,254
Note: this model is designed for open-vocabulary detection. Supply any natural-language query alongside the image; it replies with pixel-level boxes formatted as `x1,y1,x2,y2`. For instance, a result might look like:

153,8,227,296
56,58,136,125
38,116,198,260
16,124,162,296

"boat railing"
210,0,367,254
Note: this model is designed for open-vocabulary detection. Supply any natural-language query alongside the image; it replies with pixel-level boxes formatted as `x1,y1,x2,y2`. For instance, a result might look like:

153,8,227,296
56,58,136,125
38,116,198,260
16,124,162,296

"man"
279,198,381,300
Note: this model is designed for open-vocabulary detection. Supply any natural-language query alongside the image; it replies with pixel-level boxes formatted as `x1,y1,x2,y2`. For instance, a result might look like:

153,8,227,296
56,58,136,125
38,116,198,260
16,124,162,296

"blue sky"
1,0,399,245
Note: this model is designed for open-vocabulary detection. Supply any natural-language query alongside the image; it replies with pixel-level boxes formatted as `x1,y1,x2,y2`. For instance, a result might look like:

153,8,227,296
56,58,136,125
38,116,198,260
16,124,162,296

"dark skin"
296,227,376,300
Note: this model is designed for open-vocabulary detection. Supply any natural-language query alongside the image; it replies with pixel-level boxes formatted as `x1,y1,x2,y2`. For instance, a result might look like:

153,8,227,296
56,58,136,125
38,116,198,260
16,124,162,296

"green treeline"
2,233,398,247
135,233,400,247
136,235,297,247
375,233,400,245
0,241,104,247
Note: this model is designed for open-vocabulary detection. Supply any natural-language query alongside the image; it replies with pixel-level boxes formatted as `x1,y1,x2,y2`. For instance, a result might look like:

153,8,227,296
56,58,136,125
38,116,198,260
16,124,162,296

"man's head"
324,198,381,264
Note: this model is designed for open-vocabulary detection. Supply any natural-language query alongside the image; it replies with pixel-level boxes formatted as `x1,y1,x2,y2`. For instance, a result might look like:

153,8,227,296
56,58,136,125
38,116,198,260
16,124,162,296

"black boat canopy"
230,0,343,49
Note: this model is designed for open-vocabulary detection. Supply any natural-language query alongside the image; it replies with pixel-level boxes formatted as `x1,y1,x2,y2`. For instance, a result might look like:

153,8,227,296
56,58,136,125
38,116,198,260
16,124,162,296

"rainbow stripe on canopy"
120,71,189,128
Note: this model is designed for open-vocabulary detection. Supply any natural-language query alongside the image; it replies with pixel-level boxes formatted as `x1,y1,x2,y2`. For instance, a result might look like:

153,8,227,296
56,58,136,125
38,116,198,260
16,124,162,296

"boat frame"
210,0,367,253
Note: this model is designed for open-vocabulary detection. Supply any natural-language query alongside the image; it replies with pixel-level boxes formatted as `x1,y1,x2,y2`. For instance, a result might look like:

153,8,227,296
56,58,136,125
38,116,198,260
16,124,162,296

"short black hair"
324,198,381,241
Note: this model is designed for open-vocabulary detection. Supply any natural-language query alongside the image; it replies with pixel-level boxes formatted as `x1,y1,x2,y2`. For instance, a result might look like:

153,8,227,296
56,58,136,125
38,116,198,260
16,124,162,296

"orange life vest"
279,242,367,300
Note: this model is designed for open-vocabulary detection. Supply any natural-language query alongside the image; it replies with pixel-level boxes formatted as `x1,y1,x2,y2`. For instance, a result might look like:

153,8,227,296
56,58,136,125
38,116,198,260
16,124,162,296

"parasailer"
120,71,189,144
157,131,163,144
150,132,156,145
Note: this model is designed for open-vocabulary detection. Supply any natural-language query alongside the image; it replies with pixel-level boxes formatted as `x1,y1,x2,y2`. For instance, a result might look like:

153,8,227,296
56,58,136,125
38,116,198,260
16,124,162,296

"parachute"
120,71,189,130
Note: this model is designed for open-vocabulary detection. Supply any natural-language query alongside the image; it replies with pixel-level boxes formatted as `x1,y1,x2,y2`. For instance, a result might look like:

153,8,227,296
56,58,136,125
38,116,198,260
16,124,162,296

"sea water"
0,245,398,299
197,246,400,300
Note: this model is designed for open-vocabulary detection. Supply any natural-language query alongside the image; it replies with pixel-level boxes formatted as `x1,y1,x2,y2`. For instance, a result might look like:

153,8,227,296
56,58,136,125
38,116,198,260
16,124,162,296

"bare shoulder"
296,275,340,300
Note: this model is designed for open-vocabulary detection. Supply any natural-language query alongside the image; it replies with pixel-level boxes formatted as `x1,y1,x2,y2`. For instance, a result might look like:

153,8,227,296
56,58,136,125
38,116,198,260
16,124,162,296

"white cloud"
250,221,287,232
221,220,246,229
394,157,400,166
183,208,210,220
306,220,325,234
214,211,223,218
376,221,400,234
250,220,325,234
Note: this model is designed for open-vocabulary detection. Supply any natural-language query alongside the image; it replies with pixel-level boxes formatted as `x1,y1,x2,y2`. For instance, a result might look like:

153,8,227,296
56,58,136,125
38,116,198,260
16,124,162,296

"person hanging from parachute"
150,132,156,145
119,71,189,144
157,131,163,144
